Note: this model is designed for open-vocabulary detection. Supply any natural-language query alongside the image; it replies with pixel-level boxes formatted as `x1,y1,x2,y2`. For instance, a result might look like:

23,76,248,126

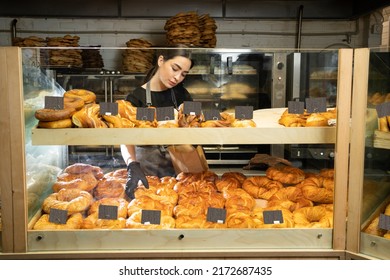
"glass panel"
360,50,390,257
22,47,340,251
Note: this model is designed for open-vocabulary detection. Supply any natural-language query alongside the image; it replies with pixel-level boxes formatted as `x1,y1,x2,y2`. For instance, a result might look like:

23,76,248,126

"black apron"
136,82,177,177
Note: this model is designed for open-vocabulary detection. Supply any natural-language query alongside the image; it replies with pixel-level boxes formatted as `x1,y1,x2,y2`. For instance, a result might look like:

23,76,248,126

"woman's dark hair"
143,44,194,83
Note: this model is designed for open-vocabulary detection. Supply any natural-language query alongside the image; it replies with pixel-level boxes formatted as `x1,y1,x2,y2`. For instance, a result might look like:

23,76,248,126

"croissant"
242,176,283,199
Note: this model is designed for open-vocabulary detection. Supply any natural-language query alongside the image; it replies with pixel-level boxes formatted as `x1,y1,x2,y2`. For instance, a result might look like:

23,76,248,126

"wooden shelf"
31,108,336,146
31,126,336,146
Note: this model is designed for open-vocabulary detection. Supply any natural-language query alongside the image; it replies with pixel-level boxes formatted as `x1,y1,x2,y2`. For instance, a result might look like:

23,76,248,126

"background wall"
0,9,385,69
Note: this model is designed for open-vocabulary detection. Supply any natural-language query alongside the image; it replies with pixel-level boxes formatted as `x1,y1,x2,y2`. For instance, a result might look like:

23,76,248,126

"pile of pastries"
81,47,104,69
45,35,83,67
364,201,390,240
278,108,337,127
34,89,257,128
164,11,217,47
32,162,334,230
12,36,46,47
122,38,155,73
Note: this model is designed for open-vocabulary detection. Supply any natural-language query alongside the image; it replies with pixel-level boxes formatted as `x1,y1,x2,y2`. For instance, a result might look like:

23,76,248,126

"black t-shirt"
125,83,193,108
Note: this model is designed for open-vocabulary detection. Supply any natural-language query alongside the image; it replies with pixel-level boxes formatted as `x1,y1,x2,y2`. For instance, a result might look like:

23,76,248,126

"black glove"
125,161,149,199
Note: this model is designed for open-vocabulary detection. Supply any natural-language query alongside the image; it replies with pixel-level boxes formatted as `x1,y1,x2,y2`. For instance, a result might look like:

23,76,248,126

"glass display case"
347,48,390,260
0,46,353,259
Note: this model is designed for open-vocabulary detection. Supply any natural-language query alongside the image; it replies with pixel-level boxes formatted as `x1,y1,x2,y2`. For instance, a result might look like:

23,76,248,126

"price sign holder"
376,102,390,118
207,207,226,224
98,204,118,220
156,106,175,121
235,106,253,119
263,210,284,225
141,209,161,225
183,101,202,115
288,101,305,114
379,213,390,231
45,96,64,110
305,97,327,113
100,102,118,116
203,109,221,121
136,107,155,121
49,208,68,224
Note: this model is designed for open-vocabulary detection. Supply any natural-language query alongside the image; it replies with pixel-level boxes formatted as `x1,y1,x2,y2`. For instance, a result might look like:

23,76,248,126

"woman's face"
156,55,192,89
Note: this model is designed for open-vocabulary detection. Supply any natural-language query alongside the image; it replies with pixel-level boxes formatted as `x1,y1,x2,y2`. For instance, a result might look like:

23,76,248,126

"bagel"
64,163,104,179
53,172,99,192
52,178,92,193
37,118,73,128
64,96,85,111
42,188,93,215
266,165,305,185
63,89,96,104
293,206,332,228
33,213,83,230
35,107,76,122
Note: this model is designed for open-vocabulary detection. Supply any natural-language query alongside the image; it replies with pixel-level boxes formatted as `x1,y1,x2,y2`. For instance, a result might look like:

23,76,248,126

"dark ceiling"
1,0,390,19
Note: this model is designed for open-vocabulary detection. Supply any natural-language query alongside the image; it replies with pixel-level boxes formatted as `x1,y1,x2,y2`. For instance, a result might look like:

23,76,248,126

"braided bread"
33,213,83,230
42,188,93,215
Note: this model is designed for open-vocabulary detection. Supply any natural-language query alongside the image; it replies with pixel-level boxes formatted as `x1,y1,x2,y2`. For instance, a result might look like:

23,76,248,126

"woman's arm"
120,144,136,165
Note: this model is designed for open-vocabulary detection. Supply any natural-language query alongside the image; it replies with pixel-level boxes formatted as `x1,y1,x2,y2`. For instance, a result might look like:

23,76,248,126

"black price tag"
45,96,64,110
100,102,118,116
288,101,305,114
98,204,118,220
141,209,161,225
183,101,202,115
207,207,226,224
156,106,175,121
203,109,221,121
305,97,327,113
378,213,390,231
376,102,390,118
136,107,155,121
235,106,253,119
48,208,68,224
263,210,284,225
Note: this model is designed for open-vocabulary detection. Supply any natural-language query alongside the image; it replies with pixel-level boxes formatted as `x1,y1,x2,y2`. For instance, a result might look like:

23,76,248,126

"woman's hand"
125,161,149,199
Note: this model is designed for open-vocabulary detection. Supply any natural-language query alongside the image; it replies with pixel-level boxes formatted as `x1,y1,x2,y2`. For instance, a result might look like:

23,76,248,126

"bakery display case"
0,46,353,259
347,48,390,260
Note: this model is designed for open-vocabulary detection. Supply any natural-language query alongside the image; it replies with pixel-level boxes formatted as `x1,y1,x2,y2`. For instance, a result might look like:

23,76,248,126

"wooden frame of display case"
0,47,28,253
0,47,353,259
346,48,390,260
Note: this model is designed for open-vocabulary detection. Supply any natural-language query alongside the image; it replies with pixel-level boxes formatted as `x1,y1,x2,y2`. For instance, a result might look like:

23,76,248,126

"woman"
121,46,194,199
